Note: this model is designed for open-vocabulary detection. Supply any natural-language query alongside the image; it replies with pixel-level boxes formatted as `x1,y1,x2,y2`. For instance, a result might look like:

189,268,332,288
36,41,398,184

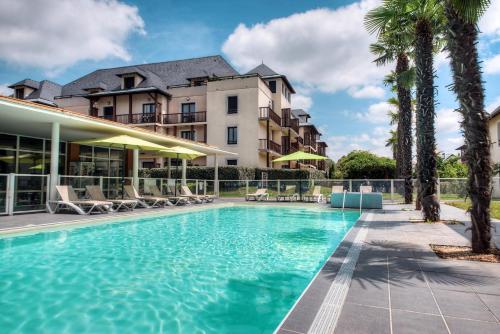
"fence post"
7,173,15,215
45,175,51,207
277,180,281,195
390,179,394,202
160,178,163,195
195,180,199,195
246,180,249,195
437,178,441,201
349,179,352,192
204,180,207,196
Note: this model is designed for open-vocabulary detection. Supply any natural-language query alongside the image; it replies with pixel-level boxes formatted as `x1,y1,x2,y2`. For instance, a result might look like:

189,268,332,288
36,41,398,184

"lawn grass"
446,200,500,220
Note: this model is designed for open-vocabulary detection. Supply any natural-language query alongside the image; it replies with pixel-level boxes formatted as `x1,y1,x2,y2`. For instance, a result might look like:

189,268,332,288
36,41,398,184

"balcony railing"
259,139,282,154
163,112,206,124
282,117,299,134
296,137,304,145
259,107,281,126
98,113,160,124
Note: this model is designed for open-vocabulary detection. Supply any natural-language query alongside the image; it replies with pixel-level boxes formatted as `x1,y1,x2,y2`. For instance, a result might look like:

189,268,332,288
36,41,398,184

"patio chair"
124,185,172,208
276,185,299,202
86,185,138,211
181,185,215,203
245,188,269,201
149,184,189,206
47,185,113,215
302,186,324,203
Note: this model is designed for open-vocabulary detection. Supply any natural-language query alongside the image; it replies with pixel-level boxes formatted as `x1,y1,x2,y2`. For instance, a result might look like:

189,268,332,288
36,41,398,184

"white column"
214,154,219,196
133,149,139,189
49,122,60,201
181,159,187,186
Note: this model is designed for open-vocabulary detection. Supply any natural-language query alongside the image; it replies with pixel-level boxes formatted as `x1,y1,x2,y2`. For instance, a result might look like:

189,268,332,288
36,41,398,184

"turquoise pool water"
0,206,359,334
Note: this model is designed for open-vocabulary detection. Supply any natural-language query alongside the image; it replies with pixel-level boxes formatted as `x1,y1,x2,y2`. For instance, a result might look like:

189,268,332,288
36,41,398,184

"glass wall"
68,145,124,178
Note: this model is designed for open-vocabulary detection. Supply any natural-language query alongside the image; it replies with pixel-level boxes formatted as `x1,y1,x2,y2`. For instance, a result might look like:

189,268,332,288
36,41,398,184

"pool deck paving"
0,200,499,334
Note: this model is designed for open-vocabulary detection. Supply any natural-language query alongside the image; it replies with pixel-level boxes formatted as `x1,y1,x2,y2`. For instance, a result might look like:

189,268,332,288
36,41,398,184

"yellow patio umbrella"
157,146,206,195
73,135,169,197
273,151,328,200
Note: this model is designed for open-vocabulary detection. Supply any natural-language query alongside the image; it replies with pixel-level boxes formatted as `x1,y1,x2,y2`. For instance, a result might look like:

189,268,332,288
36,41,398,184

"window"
103,106,114,120
193,80,203,86
227,127,237,145
143,103,156,114
181,103,196,122
123,76,135,89
181,130,195,141
15,88,24,99
227,159,238,166
227,96,238,114
142,161,154,169
268,80,276,93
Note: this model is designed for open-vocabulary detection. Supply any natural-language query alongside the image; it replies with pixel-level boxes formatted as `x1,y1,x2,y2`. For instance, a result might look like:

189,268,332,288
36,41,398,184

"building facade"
7,56,327,170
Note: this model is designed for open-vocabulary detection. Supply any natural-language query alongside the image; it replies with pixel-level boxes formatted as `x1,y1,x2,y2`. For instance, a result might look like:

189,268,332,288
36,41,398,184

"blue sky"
1,0,499,160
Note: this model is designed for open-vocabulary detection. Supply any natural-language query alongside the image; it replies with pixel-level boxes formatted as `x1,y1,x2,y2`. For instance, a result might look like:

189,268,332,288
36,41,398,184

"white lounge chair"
276,185,299,202
302,186,324,203
246,188,269,201
86,185,138,211
47,185,113,215
180,185,215,203
327,185,345,202
149,185,189,206
360,185,373,193
124,185,172,208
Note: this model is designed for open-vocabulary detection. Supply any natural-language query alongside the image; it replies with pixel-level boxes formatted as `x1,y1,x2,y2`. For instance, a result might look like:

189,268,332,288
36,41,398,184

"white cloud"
326,126,392,160
222,0,386,97
485,55,500,74
293,94,313,110
436,108,461,133
0,83,12,96
479,0,500,37
0,0,145,75
355,101,396,124
348,85,385,99
437,136,464,155
487,96,500,113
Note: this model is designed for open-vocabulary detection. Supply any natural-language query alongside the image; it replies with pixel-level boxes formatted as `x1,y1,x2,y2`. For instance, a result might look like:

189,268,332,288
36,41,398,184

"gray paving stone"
390,286,440,314
390,270,428,288
478,293,500,320
334,303,390,334
345,273,389,308
424,271,475,292
433,290,498,322
445,317,500,334
391,309,448,334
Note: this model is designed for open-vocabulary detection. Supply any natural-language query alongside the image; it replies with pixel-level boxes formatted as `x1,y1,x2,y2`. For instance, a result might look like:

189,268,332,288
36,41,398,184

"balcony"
296,137,304,145
98,113,160,124
282,116,300,134
259,107,281,126
163,111,206,125
259,139,282,154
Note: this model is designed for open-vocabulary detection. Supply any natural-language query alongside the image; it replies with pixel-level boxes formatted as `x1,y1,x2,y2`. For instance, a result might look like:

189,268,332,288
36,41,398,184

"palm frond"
449,0,490,23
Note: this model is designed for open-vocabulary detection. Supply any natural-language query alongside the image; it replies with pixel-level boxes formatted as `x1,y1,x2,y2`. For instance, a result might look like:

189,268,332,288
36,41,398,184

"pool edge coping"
274,210,375,334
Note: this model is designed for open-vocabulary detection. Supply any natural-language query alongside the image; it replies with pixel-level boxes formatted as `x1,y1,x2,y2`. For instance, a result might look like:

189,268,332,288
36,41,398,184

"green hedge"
139,166,325,180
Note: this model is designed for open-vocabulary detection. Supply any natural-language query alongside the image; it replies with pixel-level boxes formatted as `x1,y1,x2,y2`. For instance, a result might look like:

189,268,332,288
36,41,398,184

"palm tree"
366,0,444,217
444,0,492,252
366,11,414,204
386,129,398,160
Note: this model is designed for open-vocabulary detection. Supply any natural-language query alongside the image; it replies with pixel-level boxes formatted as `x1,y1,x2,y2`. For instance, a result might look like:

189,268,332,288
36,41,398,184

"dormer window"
15,88,24,99
123,76,135,89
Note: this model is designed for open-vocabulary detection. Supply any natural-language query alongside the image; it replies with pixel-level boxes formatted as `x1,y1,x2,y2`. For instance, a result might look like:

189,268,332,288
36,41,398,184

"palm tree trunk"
415,19,440,221
445,2,492,252
396,53,413,204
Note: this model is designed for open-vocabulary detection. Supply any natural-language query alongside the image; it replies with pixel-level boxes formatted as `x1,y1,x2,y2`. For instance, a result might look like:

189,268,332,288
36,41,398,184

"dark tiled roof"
246,63,279,77
9,79,40,90
61,55,239,96
25,80,62,104
291,109,310,118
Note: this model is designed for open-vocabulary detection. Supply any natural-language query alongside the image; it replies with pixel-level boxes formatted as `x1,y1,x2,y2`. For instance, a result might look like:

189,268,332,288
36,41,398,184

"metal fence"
2,175,499,215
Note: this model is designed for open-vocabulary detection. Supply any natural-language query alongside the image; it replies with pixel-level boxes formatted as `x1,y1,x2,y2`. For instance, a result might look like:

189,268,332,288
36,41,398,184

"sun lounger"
302,186,324,203
246,188,269,201
124,185,172,208
276,185,299,202
149,185,189,206
47,185,113,215
327,185,345,202
360,185,373,193
86,185,138,211
180,185,215,203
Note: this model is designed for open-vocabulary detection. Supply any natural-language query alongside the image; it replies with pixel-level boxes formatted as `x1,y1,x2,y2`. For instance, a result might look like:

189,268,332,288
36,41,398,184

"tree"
444,0,493,252
436,154,468,178
386,129,398,160
365,13,414,204
366,0,444,221
336,151,396,179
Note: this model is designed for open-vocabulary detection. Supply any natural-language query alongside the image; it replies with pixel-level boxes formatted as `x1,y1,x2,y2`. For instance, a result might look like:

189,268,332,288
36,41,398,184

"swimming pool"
0,205,359,333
